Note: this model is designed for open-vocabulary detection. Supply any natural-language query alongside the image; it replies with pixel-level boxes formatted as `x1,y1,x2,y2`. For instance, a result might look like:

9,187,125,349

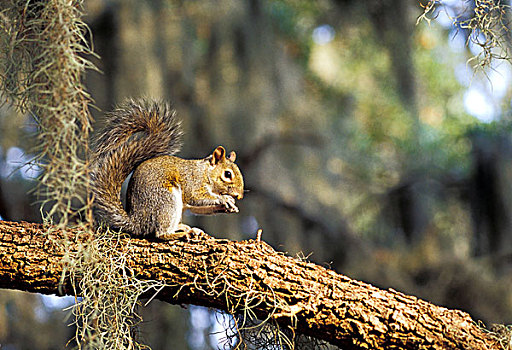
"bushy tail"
91,98,183,232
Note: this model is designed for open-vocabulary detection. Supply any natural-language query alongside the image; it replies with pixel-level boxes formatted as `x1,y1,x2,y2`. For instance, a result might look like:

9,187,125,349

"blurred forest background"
2,0,512,349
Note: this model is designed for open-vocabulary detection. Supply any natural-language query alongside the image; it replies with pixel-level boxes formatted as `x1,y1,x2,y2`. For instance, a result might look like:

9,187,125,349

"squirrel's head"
208,146,244,200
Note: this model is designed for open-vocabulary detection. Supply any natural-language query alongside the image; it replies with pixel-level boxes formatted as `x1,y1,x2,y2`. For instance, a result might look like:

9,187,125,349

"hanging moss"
0,0,96,227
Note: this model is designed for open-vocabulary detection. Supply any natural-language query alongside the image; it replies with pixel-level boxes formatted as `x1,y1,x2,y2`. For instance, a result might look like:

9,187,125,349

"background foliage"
1,0,512,349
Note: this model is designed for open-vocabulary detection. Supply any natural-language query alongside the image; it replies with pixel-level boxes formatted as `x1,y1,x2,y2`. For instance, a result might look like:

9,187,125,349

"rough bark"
0,220,501,349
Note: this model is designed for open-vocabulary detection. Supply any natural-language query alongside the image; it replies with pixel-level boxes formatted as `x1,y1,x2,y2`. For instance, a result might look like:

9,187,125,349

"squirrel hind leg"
153,187,183,240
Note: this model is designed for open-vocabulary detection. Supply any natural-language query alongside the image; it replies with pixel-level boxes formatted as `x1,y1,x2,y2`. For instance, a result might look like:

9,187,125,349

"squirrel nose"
231,191,243,200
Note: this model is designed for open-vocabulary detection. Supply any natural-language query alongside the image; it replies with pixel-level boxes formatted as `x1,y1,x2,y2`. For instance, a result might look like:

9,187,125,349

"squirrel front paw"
220,194,239,213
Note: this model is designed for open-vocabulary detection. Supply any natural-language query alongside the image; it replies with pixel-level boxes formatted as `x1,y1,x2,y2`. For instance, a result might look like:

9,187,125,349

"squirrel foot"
156,231,188,240
156,224,207,240
175,223,211,241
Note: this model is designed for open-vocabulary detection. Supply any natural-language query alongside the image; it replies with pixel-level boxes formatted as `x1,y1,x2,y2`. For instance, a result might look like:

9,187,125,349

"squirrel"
90,98,244,240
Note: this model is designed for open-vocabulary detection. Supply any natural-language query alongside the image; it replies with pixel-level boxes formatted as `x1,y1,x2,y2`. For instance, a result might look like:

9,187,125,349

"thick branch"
0,220,500,349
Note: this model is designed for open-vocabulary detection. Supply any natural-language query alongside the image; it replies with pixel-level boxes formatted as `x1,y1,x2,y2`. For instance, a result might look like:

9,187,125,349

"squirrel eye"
224,170,232,179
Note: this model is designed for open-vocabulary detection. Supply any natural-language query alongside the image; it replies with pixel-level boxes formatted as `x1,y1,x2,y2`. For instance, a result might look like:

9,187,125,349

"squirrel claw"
176,224,210,240
157,231,188,240
222,195,239,213
157,224,209,241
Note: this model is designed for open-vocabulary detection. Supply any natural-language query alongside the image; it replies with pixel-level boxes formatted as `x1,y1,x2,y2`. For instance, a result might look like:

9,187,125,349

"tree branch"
0,220,500,349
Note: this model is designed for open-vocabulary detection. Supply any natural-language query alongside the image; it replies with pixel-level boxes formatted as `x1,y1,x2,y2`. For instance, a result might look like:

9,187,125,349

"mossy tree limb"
0,220,501,350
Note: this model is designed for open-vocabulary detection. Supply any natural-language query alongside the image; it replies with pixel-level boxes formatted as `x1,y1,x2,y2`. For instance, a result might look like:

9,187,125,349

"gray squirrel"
91,98,244,239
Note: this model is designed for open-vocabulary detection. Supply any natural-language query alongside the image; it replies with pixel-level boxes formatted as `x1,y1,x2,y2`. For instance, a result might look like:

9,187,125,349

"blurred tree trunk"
366,0,417,116
469,131,512,271
0,220,501,350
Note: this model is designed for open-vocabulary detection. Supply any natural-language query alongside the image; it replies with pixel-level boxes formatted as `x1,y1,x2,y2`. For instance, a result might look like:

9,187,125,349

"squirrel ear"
228,151,236,162
211,146,226,165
